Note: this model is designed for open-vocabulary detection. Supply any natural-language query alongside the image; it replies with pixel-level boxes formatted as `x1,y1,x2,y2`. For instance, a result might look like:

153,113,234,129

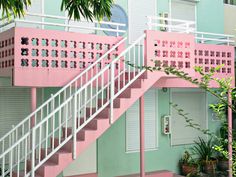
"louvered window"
0,88,31,138
126,89,158,152
171,89,207,145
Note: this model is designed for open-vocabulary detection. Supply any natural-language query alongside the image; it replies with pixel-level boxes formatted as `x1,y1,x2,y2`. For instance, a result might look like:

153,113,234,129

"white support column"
110,62,115,124
72,94,77,160
31,88,37,127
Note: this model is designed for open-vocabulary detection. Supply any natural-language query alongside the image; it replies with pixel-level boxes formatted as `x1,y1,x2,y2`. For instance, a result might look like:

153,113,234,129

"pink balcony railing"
145,30,196,77
145,30,235,88
0,27,124,87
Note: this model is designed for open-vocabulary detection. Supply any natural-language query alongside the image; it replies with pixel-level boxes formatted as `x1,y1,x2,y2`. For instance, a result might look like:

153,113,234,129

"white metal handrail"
147,16,196,33
0,12,126,36
192,31,235,45
25,13,126,27
146,16,235,45
0,33,146,177
0,37,126,155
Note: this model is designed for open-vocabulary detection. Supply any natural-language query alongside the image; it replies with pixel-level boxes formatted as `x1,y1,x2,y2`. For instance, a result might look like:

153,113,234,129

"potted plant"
179,151,199,176
192,137,217,175
215,123,229,171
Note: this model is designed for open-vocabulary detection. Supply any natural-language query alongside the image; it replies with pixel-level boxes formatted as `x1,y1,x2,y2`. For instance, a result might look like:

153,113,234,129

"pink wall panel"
194,43,235,87
154,43,235,88
0,28,15,77
145,30,195,77
1,27,233,88
13,27,124,87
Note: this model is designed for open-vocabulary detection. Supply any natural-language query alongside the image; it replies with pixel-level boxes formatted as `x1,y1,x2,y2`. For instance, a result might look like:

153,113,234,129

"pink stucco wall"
0,28,15,77
13,27,124,87
145,30,235,88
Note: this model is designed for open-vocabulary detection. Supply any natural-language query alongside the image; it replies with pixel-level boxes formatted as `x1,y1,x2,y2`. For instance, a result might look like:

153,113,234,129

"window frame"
125,89,159,153
224,0,236,5
128,0,157,44
169,0,198,30
170,88,208,146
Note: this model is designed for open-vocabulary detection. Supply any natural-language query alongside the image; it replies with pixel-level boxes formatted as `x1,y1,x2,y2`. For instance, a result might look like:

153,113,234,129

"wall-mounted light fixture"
162,87,168,93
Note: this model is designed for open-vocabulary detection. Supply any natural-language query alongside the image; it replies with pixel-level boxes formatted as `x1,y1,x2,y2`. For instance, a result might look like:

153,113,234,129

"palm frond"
0,0,31,18
61,0,114,22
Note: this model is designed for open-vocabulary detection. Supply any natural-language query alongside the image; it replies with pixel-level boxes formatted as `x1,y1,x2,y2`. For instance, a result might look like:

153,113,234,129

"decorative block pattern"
194,43,235,79
145,30,195,76
146,30,235,88
13,27,124,87
0,28,15,77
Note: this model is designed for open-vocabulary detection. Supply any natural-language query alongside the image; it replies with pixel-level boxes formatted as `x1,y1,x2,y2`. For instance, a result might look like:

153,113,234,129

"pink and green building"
0,0,235,177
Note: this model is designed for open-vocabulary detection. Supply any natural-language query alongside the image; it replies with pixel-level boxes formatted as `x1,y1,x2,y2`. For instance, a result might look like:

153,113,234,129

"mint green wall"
0,77,11,87
97,89,220,177
44,0,65,30
155,0,224,33
157,0,169,14
41,0,225,176
196,0,224,33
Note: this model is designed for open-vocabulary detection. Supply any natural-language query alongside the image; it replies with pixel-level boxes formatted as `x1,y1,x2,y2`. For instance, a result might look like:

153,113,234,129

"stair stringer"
113,71,166,122
36,71,166,177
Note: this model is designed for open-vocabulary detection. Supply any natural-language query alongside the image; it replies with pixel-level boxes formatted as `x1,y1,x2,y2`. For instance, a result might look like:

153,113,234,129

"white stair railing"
0,33,146,177
0,37,126,177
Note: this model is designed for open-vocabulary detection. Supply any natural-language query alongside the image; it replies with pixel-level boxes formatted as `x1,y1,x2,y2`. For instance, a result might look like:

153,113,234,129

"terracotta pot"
181,164,198,176
202,160,217,174
217,160,229,171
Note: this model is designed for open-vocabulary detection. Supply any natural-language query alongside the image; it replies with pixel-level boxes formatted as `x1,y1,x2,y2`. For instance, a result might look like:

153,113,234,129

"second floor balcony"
0,13,234,88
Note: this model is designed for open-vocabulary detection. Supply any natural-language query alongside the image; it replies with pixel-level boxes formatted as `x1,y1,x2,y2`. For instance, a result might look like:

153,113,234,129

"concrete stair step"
98,98,121,108
115,79,142,89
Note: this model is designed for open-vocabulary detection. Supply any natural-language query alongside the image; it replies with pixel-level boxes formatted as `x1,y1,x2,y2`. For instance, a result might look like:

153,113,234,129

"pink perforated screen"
195,43,234,79
14,27,124,87
145,30,195,77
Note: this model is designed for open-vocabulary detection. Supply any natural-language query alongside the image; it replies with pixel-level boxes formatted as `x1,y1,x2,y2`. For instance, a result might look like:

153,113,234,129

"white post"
31,128,35,177
116,25,119,37
147,16,152,30
186,23,190,34
72,94,77,160
110,62,115,124
65,12,69,31
201,34,204,43
41,0,45,29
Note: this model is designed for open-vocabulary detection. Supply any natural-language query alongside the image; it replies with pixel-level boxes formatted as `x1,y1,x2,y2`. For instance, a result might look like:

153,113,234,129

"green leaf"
61,0,114,22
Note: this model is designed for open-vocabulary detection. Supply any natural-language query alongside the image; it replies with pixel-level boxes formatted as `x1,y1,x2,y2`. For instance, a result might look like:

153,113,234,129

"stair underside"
14,71,165,177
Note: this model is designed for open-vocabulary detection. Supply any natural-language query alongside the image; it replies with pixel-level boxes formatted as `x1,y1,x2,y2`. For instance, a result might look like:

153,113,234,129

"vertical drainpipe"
140,95,145,177
228,91,233,177
31,87,37,127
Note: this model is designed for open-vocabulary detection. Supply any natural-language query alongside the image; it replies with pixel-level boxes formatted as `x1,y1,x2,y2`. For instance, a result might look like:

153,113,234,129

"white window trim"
125,89,159,153
128,0,157,44
169,0,198,30
170,88,208,146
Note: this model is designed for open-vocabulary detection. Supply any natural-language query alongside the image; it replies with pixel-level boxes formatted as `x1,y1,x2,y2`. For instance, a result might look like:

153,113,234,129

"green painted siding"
157,0,169,15
97,89,220,177
41,0,225,176
44,0,65,30
197,0,224,33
